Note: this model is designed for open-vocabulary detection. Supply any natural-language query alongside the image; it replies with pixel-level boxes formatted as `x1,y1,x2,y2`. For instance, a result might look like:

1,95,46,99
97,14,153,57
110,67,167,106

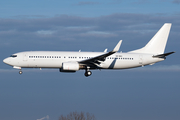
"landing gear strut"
84,67,92,77
19,70,23,75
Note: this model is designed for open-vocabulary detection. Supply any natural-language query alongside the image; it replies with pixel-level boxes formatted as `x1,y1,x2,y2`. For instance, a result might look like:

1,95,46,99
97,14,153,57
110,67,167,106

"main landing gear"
84,67,92,77
84,71,92,77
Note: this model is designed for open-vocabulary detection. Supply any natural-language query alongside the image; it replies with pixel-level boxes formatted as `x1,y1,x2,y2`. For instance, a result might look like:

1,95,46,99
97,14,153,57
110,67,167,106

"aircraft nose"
3,58,11,65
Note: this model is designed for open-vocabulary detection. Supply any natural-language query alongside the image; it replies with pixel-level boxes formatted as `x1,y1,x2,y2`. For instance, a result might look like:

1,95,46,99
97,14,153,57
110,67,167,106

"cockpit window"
10,55,17,58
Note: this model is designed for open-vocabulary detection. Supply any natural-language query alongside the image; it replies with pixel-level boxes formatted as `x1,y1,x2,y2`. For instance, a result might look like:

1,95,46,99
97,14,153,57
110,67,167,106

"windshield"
10,55,17,58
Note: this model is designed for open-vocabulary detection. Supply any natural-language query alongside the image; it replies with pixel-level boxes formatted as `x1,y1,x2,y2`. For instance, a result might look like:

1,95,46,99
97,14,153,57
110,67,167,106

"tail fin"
129,23,172,54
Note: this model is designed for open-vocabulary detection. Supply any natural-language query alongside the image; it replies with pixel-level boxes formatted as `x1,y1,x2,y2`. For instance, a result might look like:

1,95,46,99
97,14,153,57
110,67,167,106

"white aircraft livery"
3,23,175,77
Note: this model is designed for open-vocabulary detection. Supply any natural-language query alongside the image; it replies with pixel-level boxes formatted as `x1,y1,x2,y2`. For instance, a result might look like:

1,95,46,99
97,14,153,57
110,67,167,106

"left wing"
79,40,122,67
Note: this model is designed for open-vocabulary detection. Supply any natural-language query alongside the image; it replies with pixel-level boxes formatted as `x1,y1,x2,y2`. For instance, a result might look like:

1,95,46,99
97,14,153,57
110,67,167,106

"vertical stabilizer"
129,23,172,54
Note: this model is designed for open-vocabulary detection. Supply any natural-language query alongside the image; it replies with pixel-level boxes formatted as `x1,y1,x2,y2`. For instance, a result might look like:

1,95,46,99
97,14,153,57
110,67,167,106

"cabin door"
139,55,143,65
23,53,28,61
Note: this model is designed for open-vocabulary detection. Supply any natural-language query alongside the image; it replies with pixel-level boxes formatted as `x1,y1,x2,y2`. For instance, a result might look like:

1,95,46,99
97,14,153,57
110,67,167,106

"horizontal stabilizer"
153,51,175,58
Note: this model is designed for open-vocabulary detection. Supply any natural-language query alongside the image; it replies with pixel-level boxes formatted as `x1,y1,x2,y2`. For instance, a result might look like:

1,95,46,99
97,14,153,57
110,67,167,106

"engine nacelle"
60,62,79,72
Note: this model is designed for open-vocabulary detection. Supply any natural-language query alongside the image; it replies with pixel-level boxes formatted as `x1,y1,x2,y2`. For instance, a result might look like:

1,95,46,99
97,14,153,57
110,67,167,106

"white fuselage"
3,51,164,69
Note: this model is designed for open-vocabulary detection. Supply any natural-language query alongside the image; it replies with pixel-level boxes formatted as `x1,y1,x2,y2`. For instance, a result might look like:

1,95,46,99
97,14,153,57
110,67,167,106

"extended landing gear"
84,71,92,77
84,67,92,77
19,70,23,75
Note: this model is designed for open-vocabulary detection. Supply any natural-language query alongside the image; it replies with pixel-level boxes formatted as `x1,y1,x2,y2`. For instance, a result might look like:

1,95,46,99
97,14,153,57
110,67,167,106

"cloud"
1,65,180,73
1,13,179,43
77,2,100,6
37,30,55,35
172,0,180,4
37,115,49,120
132,0,150,4
140,65,180,71
0,69,17,73
0,68,58,73
0,13,179,55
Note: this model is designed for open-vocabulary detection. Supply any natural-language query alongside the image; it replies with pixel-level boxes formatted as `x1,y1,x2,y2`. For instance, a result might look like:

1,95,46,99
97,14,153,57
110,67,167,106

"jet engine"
60,62,80,72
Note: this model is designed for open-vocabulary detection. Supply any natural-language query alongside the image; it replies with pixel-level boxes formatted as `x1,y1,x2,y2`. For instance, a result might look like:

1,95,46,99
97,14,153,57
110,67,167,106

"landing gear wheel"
84,71,92,77
19,71,23,75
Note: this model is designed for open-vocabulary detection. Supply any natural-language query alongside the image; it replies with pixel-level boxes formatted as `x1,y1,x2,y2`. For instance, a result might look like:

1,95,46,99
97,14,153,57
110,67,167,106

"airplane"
3,23,175,77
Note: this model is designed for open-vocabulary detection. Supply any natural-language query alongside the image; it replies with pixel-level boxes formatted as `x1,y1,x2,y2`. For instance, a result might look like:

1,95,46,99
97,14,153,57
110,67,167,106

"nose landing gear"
19,70,23,74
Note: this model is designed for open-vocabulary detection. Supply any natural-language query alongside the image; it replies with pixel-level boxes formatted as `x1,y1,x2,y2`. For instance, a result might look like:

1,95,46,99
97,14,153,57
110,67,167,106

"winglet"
113,40,122,52
104,48,108,52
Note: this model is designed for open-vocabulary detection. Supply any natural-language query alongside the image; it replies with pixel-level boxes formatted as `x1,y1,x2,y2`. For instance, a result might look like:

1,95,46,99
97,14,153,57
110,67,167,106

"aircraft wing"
79,40,122,67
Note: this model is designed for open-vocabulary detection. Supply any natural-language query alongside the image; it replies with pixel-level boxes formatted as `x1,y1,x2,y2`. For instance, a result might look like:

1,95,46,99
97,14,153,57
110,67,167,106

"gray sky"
0,0,180,120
